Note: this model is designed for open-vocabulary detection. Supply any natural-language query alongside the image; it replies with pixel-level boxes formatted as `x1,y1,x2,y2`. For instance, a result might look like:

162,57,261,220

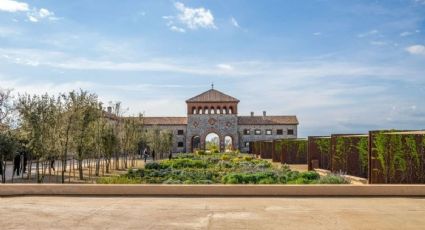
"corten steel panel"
281,139,308,164
250,142,261,157
260,141,273,159
272,140,282,162
308,136,331,171
330,134,368,179
369,130,425,184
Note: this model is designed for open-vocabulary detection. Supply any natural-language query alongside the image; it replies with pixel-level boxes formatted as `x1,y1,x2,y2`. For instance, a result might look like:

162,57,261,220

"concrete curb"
1,184,425,196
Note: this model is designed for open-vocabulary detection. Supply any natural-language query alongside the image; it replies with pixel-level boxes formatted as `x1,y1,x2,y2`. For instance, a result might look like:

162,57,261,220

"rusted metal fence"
330,134,368,179
249,130,425,184
307,136,331,171
249,141,273,159
272,140,281,162
369,130,425,184
260,141,273,159
276,139,308,164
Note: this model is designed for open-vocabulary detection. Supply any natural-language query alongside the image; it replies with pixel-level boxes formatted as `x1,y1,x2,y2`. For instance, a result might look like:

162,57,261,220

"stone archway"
224,135,233,152
191,135,201,152
205,133,220,153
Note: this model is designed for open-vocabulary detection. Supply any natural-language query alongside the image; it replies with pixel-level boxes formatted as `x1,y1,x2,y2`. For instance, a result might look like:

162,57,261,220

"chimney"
263,111,266,116
250,112,254,117
107,106,112,113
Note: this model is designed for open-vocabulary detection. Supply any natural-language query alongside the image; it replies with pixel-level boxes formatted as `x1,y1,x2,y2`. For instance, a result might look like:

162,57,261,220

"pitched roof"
238,116,298,125
186,89,239,103
143,117,187,125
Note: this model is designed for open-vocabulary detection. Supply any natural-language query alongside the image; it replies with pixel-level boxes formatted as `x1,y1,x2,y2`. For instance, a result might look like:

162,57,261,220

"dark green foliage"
318,174,350,184
371,132,425,183
300,171,320,180
99,153,347,184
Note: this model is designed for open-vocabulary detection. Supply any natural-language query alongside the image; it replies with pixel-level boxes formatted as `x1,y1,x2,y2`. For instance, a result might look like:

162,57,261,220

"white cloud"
400,31,412,37
0,48,421,80
0,1,56,22
0,26,20,37
313,32,321,36
405,45,425,55
170,26,185,33
231,17,239,28
0,0,28,12
400,30,420,37
216,64,233,71
26,8,56,23
166,2,216,31
357,29,379,38
370,41,388,46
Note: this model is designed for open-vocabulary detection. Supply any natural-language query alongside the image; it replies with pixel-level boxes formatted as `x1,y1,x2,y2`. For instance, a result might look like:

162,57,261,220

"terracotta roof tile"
143,117,187,125
238,116,298,125
186,89,239,103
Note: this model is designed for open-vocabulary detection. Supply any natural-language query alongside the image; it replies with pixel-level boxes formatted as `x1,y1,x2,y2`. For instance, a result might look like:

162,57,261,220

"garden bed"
97,153,348,184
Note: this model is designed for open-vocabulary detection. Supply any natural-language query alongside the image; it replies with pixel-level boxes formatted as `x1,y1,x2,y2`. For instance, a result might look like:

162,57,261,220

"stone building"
142,88,298,153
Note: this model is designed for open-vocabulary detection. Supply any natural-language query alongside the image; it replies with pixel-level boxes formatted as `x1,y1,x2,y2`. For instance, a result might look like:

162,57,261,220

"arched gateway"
186,87,240,152
140,86,299,153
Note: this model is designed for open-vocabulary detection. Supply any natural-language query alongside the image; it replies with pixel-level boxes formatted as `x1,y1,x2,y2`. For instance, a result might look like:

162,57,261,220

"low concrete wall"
1,184,425,196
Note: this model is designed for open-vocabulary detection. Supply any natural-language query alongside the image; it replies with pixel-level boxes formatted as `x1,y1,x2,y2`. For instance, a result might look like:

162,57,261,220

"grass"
97,152,349,184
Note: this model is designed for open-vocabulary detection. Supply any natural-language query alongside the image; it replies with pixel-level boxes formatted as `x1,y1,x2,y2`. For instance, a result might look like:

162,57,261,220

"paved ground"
0,197,424,229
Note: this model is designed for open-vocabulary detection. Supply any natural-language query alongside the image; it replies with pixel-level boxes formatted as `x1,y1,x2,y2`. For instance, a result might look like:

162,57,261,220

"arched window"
204,107,209,114
192,136,201,152
192,107,197,114
229,107,233,114
216,107,221,114
210,107,215,114
198,107,203,114
224,136,233,152
222,107,227,114
205,133,220,153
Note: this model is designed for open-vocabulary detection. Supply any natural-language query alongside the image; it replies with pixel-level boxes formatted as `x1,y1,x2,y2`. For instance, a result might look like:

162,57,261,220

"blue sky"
0,0,425,137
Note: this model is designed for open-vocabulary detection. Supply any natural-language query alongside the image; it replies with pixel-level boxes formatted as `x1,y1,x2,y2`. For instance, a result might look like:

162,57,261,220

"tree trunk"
78,159,83,180
36,160,40,183
106,159,110,173
95,158,100,176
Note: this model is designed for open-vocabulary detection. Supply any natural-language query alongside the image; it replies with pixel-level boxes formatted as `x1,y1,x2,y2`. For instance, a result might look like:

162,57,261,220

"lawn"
97,152,349,184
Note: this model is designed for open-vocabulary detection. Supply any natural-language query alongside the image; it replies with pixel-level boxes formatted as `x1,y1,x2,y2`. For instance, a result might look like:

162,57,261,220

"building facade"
143,88,298,153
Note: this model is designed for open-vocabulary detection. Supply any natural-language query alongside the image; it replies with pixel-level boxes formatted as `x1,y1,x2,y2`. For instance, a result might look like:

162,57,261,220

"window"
288,129,294,135
255,129,261,135
276,129,283,135
177,130,184,135
265,129,272,135
245,142,250,147
243,129,250,135
177,142,184,147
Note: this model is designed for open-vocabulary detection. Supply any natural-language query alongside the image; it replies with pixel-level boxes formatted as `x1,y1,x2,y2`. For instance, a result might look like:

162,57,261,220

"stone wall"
186,114,239,152
238,124,298,152
144,125,187,153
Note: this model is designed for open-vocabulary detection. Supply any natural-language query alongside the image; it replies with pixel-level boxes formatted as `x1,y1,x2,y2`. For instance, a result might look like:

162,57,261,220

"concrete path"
0,196,424,229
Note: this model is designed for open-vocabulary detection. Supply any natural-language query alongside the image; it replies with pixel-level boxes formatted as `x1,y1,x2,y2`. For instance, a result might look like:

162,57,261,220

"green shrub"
196,150,206,155
300,171,320,180
100,153,349,185
318,174,349,184
145,162,162,170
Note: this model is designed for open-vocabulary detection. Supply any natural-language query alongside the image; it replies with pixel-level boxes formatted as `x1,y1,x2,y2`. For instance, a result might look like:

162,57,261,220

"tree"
147,127,161,160
16,94,59,183
101,125,118,173
0,132,17,183
0,88,13,126
71,91,101,180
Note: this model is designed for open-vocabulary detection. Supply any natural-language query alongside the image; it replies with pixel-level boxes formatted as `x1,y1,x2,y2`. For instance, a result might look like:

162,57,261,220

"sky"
0,0,425,137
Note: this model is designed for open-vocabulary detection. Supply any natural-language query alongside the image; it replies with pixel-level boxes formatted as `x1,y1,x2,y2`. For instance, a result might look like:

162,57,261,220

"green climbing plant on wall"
356,137,368,178
296,140,307,161
314,138,330,169
334,137,346,172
